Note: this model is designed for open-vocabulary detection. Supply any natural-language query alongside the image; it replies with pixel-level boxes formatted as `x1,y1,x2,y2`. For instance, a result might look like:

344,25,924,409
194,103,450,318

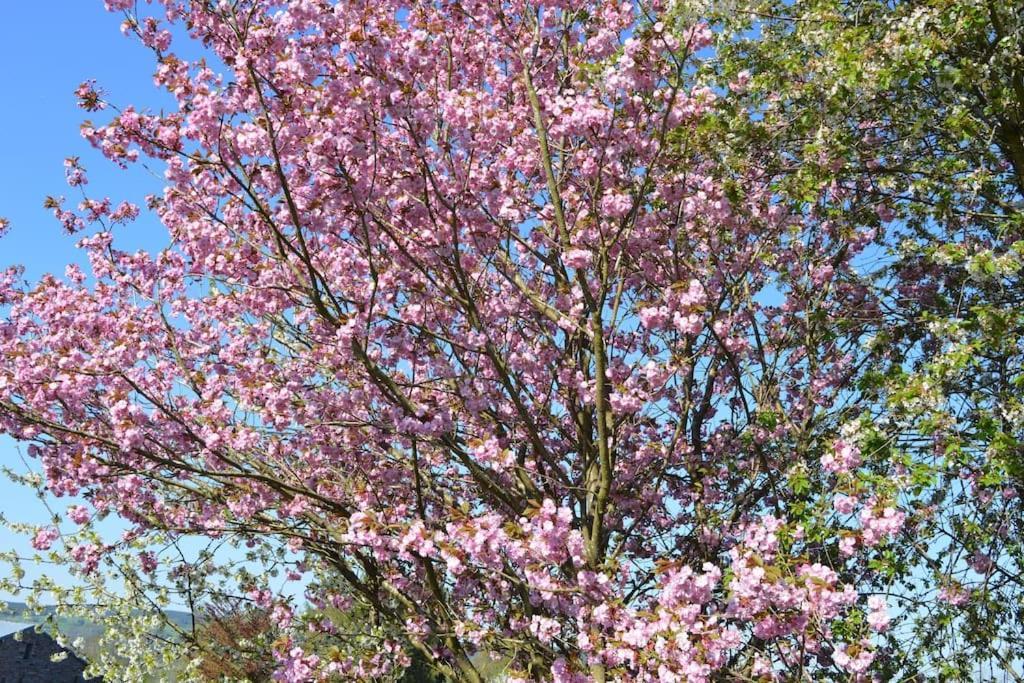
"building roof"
0,621,29,639
0,626,97,682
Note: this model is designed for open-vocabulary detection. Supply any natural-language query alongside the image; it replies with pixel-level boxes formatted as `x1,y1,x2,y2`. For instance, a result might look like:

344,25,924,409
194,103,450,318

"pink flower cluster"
822,439,861,474
833,640,875,675
31,526,59,551
859,500,905,546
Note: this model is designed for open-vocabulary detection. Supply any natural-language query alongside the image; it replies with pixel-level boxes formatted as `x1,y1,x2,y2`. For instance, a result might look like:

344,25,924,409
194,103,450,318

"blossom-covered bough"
0,0,917,680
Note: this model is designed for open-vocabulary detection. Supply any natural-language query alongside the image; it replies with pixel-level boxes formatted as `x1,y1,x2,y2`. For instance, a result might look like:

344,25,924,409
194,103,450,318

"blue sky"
0,3,172,277
0,2,174,597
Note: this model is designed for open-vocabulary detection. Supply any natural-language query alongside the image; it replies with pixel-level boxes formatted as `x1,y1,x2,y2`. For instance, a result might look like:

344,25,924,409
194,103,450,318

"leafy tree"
697,0,1024,676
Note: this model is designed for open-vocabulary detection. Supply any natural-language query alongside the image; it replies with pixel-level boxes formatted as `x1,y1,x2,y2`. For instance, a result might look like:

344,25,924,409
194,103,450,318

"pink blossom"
70,543,102,574
639,305,670,329
67,505,91,524
729,70,751,93
139,551,158,574
75,80,106,111
31,526,60,551
968,551,993,575
866,596,890,632
601,190,632,218
822,439,861,474
859,501,905,546
563,248,593,269
938,585,970,606
833,640,875,674
276,647,320,683
876,204,896,222
833,494,858,515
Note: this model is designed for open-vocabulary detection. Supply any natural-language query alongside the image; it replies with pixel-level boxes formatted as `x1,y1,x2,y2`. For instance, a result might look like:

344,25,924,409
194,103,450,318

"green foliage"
693,0,1024,677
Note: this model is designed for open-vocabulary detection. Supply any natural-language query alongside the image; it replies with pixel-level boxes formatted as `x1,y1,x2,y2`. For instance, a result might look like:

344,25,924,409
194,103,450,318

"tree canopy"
1,0,1023,680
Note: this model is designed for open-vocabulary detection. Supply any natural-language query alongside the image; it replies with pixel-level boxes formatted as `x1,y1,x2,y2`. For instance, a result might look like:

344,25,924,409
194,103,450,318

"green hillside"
0,600,193,646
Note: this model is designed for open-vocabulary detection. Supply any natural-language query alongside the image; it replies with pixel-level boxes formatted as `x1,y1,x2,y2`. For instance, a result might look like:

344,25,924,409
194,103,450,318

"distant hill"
0,600,194,644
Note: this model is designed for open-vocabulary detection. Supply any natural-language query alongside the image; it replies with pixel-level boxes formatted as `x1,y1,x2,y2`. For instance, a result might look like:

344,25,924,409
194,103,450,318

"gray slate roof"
0,626,97,682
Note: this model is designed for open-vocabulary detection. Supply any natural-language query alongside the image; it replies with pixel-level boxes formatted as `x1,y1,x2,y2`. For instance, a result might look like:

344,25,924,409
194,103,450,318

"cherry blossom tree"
0,1,911,680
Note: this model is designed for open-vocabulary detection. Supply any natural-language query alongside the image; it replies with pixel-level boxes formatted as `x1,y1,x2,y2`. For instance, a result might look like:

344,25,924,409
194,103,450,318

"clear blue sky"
0,2,178,596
